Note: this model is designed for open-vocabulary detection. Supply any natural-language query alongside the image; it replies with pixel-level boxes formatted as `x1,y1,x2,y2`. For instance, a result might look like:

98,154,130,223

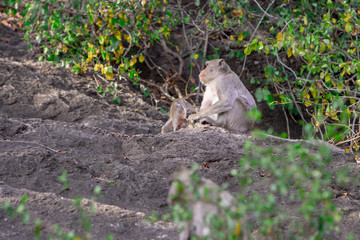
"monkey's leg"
172,117,180,131
161,119,173,133
177,119,189,130
192,202,217,238
178,221,191,240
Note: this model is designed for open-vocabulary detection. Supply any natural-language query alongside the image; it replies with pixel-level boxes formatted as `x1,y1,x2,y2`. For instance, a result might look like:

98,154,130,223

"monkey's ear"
218,59,224,66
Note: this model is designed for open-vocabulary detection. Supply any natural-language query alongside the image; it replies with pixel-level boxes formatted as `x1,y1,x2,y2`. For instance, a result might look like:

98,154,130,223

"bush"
247,1,360,150
168,134,352,239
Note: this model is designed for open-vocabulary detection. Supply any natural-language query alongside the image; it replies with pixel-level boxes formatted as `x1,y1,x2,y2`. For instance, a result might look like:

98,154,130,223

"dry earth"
0,21,359,240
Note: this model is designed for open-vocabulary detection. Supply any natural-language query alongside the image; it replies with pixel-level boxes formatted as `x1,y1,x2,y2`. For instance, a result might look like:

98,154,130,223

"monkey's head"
199,59,231,84
168,167,200,204
170,100,187,119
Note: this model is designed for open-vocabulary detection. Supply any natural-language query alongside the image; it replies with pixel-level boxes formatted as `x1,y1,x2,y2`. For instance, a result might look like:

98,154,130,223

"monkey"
168,167,246,240
188,59,256,133
161,98,197,134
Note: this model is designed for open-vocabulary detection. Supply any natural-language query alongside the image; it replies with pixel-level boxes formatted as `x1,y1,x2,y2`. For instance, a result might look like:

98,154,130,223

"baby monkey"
161,99,197,134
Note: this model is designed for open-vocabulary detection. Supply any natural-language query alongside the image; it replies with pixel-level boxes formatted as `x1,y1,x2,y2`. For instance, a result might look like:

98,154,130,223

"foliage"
3,0,249,99
1,172,110,240
244,0,360,150
167,133,354,239
57,170,70,190
165,164,242,240
2,196,31,224
233,136,343,239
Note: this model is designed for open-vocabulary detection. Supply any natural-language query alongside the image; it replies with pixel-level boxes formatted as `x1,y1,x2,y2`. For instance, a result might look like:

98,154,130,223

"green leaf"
119,17,125,27
22,212,30,224
16,204,25,214
98,35,105,45
128,71,135,79
251,38,258,45
228,51,235,58
2,201,14,216
265,65,275,76
258,41,264,50
114,97,121,104
326,0,334,8
73,197,82,207
255,88,264,102
158,107,167,114
345,22,352,33
143,87,149,97
136,21,142,28
89,13,94,24
244,46,252,55
21,196,27,203
94,185,102,195
166,10,173,18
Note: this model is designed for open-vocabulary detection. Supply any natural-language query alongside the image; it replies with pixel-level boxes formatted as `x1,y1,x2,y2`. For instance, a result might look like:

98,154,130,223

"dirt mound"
0,22,359,239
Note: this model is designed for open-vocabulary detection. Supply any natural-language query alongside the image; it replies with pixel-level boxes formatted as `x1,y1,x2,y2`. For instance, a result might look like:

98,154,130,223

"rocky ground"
0,19,359,240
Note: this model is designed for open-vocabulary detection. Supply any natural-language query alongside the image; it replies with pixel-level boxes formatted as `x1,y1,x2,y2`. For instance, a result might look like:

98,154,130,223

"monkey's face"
199,59,228,84
170,101,186,118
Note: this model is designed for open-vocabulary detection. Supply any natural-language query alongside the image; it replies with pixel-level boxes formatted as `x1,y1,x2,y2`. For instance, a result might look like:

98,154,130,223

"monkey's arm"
237,94,256,111
188,80,234,122
237,80,257,111
188,99,232,123
200,92,213,111
161,119,173,133
178,99,197,116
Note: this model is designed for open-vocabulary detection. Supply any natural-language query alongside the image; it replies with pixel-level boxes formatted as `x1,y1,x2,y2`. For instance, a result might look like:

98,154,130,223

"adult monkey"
188,59,256,132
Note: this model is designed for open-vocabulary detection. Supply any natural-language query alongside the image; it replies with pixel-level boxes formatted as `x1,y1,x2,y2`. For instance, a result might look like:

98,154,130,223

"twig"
282,106,291,139
0,140,67,154
160,39,184,77
276,54,298,79
357,35,359,60
122,27,132,58
174,85,183,98
137,78,174,100
143,54,168,79
178,3,206,102
196,29,209,103
181,8,205,34
349,112,358,153
280,19,294,33
274,84,291,139
95,72,109,83
92,74,100,87
275,54,306,122
252,0,278,20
